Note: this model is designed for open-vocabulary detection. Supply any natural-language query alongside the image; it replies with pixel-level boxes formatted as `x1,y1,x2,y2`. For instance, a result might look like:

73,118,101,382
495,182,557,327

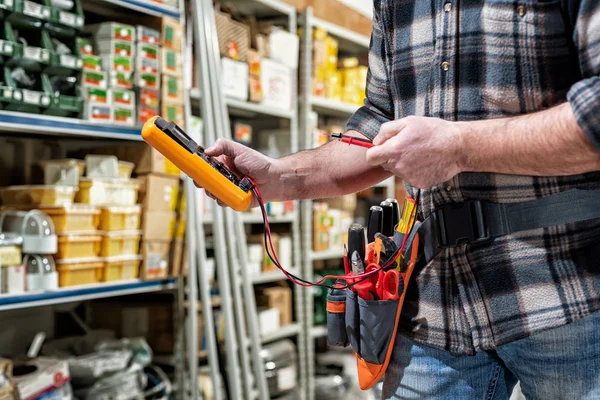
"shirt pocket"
480,0,573,114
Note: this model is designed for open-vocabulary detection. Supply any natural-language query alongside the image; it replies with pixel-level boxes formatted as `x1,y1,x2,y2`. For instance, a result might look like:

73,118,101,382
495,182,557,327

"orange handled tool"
142,116,253,212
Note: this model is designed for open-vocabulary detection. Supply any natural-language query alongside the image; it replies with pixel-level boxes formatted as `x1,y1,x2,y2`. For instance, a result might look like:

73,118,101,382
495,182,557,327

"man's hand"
196,139,281,208
365,116,463,189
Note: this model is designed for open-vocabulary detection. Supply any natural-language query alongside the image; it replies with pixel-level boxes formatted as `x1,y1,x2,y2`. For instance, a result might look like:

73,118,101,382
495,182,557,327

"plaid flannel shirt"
346,0,600,355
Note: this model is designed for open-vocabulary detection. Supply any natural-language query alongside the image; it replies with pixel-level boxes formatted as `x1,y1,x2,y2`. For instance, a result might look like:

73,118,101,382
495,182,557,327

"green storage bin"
1,66,50,113
46,0,83,30
45,24,82,75
4,21,52,71
6,0,51,24
0,20,22,58
0,1,14,13
42,73,82,116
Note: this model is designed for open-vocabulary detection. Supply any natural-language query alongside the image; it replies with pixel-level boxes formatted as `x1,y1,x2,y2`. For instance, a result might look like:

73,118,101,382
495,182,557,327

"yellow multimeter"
142,116,253,212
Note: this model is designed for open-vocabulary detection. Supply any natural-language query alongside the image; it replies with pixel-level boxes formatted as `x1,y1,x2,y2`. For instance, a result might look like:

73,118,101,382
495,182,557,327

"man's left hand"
365,116,463,189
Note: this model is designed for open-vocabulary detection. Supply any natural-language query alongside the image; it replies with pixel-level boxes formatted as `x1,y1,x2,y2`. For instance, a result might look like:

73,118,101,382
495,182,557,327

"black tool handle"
367,206,383,243
386,198,400,230
348,223,366,263
380,200,394,236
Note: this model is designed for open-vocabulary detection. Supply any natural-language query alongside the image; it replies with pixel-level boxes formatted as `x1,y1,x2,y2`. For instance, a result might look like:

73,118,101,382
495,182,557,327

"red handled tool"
378,270,401,300
331,133,374,149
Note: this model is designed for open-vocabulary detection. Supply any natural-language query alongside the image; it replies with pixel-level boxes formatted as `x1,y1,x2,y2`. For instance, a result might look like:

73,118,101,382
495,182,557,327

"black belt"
400,189,600,267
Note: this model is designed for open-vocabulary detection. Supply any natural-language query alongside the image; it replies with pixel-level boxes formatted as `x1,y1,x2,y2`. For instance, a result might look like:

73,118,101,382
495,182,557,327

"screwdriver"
380,200,394,236
348,223,366,264
367,206,383,243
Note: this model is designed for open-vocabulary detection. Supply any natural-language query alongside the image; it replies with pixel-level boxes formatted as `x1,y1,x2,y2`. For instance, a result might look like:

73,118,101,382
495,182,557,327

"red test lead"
330,133,375,149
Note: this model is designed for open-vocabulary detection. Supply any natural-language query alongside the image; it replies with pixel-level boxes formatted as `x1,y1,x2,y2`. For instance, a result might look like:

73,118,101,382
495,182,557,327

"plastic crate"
56,257,104,287
100,230,141,257
99,205,141,231
57,234,102,259
0,0,15,12
0,20,22,58
102,255,141,282
45,24,83,75
38,205,100,233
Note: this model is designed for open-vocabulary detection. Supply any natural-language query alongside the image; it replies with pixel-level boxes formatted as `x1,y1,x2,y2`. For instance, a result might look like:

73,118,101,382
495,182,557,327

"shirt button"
444,2,452,12
517,5,526,17
445,184,453,192
441,61,450,71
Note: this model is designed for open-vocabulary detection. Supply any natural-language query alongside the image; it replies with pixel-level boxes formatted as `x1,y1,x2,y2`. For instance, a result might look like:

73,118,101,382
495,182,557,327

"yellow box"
76,179,140,206
0,185,77,207
100,230,142,257
39,206,100,233
57,234,102,259
56,258,105,287
99,205,142,231
0,245,21,267
103,255,142,281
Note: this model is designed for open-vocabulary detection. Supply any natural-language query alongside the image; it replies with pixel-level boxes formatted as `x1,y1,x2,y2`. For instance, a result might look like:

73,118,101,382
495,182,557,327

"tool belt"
326,188,600,390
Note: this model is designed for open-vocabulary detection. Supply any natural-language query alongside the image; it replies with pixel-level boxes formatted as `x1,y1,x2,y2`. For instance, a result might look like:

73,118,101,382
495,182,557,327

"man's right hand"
195,139,281,208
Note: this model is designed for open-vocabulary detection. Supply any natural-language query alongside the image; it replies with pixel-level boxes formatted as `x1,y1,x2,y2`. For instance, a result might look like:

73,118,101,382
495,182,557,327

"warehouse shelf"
310,96,360,118
225,0,295,18
310,247,344,261
310,325,328,338
0,278,177,312
99,0,180,19
0,111,143,141
251,269,298,284
309,15,370,52
261,323,300,344
191,88,293,119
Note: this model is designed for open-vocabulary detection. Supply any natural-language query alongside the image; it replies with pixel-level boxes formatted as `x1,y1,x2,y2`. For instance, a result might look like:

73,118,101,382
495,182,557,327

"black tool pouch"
326,280,348,347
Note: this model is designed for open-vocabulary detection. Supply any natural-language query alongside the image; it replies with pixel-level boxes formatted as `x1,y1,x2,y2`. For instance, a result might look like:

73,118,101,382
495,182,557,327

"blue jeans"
382,310,600,399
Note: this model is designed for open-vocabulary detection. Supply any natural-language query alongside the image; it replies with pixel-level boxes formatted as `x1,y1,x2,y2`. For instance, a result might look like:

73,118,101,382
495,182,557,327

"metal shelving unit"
0,1,199,399
262,323,301,344
298,8,390,400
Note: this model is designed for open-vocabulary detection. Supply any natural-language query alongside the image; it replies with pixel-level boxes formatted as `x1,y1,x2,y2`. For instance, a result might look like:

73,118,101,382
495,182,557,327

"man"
201,1,600,398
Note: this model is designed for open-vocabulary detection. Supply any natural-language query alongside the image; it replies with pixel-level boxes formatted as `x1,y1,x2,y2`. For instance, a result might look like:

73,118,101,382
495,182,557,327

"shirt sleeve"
345,1,394,141
566,0,600,151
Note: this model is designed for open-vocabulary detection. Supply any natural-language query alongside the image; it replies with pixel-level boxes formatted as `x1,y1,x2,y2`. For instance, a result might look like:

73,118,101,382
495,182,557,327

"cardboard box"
256,34,270,58
142,211,176,241
323,193,357,212
14,358,70,400
134,71,160,90
138,106,158,126
162,47,182,77
82,70,108,89
84,103,112,124
102,55,133,73
257,307,280,336
83,87,110,104
214,10,250,61
161,103,185,127
109,70,134,89
113,88,135,108
138,173,180,211
139,17,183,51
170,239,183,277
269,29,299,69
256,286,292,326
96,38,134,57
85,22,135,41
138,88,159,108
222,58,248,101
89,143,179,176
260,59,292,110
82,54,102,71
140,240,171,279
113,107,134,126
136,25,160,45
262,233,279,272
162,75,184,104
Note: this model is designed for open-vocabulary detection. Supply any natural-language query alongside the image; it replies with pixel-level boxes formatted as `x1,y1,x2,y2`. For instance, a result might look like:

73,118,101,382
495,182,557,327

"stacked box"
85,22,136,126
135,25,160,125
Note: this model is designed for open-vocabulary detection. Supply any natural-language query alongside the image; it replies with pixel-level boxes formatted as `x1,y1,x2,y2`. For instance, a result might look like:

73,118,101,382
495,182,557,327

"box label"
22,90,41,105
139,57,158,74
24,1,44,18
113,72,132,88
277,366,296,392
59,11,78,27
60,54,79,69
86,88,108,103
83,55,101,71
165,50,176,70
164,26,174,46
1,0,14,9
24,46,45,62
114,108,133,122
0,40,12,56
167,77,179,98
115,41,132,57
91,105,111,120
141,45,158,60
113,56,132,72
141,89,158,108
114,89,132,106
114,26,133,41
139,73,158,89
83,71,105,86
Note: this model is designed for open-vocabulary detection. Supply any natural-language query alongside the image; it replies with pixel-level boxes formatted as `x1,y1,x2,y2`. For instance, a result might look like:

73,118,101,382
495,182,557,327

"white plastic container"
0,210,58,254
0,233,25,294
85,155,119,178
24,254,59,292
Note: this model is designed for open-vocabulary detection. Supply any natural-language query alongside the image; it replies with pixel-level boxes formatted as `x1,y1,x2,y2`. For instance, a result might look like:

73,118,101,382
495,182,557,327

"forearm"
270,131,391,201
458,102,600,176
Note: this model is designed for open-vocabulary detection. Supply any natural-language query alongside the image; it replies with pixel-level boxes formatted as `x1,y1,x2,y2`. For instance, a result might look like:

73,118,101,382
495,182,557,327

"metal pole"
190,0,244,398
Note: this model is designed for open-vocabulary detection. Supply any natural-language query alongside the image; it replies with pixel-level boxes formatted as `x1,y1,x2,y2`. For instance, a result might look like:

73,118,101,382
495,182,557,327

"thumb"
205,139,245,158
373,119,408,145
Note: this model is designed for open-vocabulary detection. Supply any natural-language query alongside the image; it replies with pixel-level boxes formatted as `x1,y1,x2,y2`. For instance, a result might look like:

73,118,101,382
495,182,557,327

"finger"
373,119,408,145
365,142,397,166
205,138,246,158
